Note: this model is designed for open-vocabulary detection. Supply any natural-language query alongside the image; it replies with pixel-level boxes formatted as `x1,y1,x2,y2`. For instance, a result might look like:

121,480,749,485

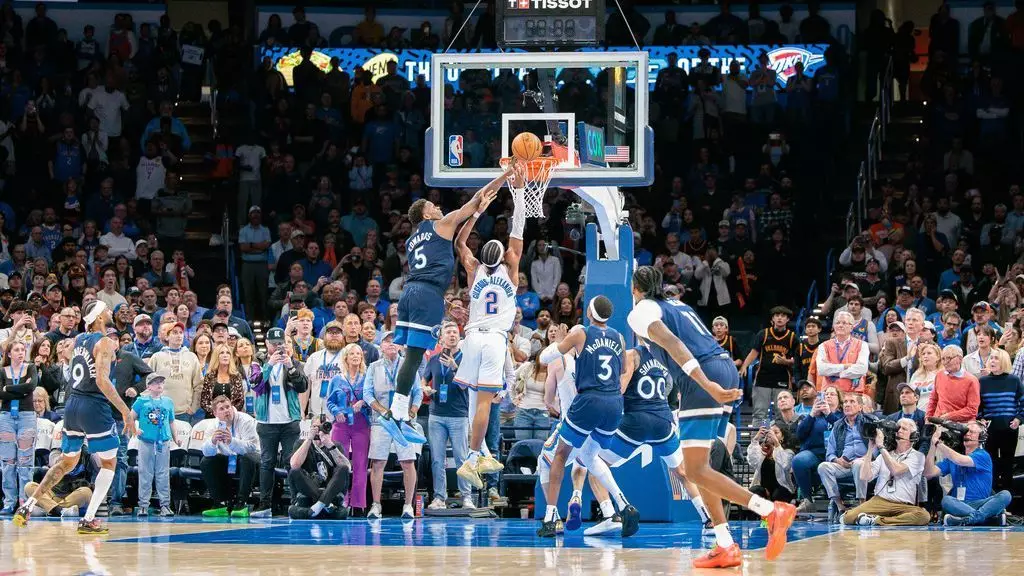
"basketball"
511,132,543,162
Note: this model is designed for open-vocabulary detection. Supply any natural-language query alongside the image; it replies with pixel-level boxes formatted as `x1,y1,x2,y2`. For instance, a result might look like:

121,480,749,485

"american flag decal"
605,145,630,162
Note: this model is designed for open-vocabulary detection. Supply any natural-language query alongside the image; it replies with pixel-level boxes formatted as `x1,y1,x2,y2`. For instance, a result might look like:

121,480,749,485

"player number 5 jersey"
405,220,456,291
466,265,516,332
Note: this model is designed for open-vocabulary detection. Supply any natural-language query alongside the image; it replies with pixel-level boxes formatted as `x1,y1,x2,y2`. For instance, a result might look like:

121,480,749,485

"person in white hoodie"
147,323,203,420
199,395,260,518
694,245,731,310
746,423,797,503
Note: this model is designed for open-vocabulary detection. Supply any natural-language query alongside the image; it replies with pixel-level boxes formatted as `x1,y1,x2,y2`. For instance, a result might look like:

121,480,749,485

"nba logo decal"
449,135,464,167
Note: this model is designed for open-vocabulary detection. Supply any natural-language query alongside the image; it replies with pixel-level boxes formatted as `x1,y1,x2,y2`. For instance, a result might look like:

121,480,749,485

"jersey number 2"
484,292,498,315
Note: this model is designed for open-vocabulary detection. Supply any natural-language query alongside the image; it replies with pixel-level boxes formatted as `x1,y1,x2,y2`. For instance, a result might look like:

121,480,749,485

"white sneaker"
209,234,224,247
401,504,415,519
856,513,879,526
583,514,623,537
428,498,447,510
462,497,476,510
367,503,382,519
60,505,79,518
795,498,815,514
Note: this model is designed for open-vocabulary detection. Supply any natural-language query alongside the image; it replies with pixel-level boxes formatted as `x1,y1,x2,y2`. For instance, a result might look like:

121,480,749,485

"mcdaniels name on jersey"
585,337,624,357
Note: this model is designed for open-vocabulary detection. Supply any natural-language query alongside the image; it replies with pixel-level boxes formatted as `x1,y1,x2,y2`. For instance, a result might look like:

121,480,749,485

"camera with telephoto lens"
927,417,971,452
319,419,333,435
860,415,900,452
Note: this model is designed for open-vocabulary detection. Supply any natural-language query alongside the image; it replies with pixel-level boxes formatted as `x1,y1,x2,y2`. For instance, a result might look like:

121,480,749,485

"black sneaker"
324,504,348,520
288,505,312,519
537,519,565,538
620,505,640,538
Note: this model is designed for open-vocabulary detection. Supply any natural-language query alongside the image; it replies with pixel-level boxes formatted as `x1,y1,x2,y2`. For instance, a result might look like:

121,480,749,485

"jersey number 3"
597,355,613,381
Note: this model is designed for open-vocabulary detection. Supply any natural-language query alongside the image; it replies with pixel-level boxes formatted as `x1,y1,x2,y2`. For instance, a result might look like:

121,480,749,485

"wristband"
681,358,700,376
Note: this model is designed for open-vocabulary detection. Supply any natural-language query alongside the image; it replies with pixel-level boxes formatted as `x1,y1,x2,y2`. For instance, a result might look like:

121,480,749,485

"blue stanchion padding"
533,450,702,523
583,222,635,343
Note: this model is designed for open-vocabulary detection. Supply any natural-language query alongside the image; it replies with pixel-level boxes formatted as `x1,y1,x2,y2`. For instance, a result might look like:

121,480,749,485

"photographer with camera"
287,417,352,519
746,423,797,503
841,418,929,526
924,419,1012,526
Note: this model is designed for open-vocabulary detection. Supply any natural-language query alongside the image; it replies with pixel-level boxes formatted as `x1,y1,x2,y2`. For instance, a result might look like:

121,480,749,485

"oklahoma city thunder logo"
765,47,825,84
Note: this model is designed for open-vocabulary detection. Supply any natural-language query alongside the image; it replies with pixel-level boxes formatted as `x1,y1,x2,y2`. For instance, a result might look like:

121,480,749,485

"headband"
83,301,108,325
588,299,610,323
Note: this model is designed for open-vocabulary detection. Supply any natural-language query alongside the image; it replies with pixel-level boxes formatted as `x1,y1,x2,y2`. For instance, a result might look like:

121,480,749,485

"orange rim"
500,156,560,183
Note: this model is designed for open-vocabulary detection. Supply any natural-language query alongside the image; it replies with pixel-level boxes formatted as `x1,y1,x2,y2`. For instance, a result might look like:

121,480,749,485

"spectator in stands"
424,322,473,509
747,423,797,503
512,339,552,442
800,0,833,43
818,393,869,523
976,349,1022,493
0,340,37,514
927,345,980,423
968,2,1009,60
355,7,385,47
741,306,798,422
815,311,871,396
326,340,370,512
132,373,179,517
907,341,942,411
963,324,997,377
200,395,260,518
794,386,842,513
251,327,308,517
149,322,202,421
925,420,1011,526
200,344,245,415
841,418,929,526
878,307,925,414
364,331,422,519
887,383,929,452
287,416,351,520
239,207,271,322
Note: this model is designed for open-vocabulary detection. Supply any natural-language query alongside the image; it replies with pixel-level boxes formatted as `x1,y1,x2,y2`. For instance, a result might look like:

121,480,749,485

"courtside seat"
500,439,543,508
178,419,220,481
127,432,140,476
169,420,192,478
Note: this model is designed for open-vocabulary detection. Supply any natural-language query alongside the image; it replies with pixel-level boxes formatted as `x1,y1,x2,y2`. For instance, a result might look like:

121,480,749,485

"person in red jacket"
927,345,981,423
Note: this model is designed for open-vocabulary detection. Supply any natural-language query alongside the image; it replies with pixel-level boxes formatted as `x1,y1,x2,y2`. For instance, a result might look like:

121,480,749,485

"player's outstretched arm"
454,185,498,278
647,321,741,405
435,166,512,239
539,324,583,365
94,338,135,435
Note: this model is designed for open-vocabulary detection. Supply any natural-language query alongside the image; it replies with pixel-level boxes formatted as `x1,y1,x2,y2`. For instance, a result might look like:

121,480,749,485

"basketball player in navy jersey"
13,301,136,534
627,266,795,568
536,296,637,538
585,340,713,536
382,167,514,446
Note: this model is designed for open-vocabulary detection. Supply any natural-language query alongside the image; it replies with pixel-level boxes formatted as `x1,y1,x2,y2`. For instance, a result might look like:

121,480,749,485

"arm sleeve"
626,300,663,339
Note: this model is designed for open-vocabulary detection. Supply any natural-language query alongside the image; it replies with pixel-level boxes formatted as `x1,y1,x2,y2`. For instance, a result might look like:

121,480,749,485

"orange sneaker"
692,543,742,569
765,501,797,560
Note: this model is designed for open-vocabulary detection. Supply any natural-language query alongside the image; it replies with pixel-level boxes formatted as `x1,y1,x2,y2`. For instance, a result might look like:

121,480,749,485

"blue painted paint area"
106,519,838,550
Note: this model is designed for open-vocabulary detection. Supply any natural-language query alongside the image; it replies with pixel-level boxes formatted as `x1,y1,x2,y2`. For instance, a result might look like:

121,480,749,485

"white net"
500,156,560,219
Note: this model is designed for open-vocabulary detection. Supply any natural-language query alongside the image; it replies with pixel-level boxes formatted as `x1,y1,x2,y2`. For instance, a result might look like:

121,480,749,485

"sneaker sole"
566,500,582,531
380,419,411,448
457,468,484,490
765,505,797,560
583,521,623,537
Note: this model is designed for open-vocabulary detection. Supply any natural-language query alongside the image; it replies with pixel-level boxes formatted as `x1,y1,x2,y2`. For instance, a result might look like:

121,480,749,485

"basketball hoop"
500,143,578,219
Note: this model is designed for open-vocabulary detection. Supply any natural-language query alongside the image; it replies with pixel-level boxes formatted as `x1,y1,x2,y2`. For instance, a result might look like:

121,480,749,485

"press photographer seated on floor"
841,418,930,526
924,420,1012,526
288,416,352,520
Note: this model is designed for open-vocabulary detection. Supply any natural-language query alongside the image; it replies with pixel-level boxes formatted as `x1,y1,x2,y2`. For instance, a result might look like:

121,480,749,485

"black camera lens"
319,420,333,435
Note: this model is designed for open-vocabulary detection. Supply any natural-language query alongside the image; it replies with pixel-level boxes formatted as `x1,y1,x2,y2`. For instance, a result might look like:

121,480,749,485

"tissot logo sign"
508,0,592,9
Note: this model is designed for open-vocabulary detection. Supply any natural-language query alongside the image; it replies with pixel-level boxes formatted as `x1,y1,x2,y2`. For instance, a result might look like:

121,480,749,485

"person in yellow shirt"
354,7,385,47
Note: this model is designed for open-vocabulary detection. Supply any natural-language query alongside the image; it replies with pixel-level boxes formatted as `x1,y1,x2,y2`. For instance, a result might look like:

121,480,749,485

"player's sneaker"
400,421,427,444
476,455,504,475
77,518,109,535
457,460,484,489
565,496,583,531
61,505,80,519
765,501,797,560
692,544,743,569
378,414,411,448
619,504,640,538
583,513,623,536
12,503,32,527
537,519,565,538
367,502,382,519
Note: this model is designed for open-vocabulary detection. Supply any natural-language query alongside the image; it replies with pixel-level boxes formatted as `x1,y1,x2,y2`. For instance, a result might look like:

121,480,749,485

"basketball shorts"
606,411,683,468
62,394,119,454
395,282,445,350
454,330,506,392
560,393,623,450
676,354,739,449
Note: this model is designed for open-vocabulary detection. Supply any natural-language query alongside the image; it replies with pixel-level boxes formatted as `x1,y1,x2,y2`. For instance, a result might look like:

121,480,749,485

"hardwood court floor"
1,517,1020,575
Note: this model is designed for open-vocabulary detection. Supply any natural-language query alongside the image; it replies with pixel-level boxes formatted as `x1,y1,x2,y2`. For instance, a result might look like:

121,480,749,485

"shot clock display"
497,0,604,48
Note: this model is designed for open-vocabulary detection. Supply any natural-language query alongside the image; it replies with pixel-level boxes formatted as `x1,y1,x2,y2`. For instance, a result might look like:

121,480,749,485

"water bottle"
414,494,423,517
343,406,354,427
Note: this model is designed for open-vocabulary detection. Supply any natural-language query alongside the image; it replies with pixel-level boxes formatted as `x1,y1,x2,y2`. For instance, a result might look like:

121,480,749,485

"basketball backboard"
424,50,653,189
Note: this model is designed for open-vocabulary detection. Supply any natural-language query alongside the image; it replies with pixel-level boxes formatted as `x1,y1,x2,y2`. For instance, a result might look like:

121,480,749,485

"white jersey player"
453,184,525,489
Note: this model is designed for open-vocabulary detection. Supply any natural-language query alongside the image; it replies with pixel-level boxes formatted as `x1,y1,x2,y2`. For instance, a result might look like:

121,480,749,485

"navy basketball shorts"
676,354,739,449
395,282,446,350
